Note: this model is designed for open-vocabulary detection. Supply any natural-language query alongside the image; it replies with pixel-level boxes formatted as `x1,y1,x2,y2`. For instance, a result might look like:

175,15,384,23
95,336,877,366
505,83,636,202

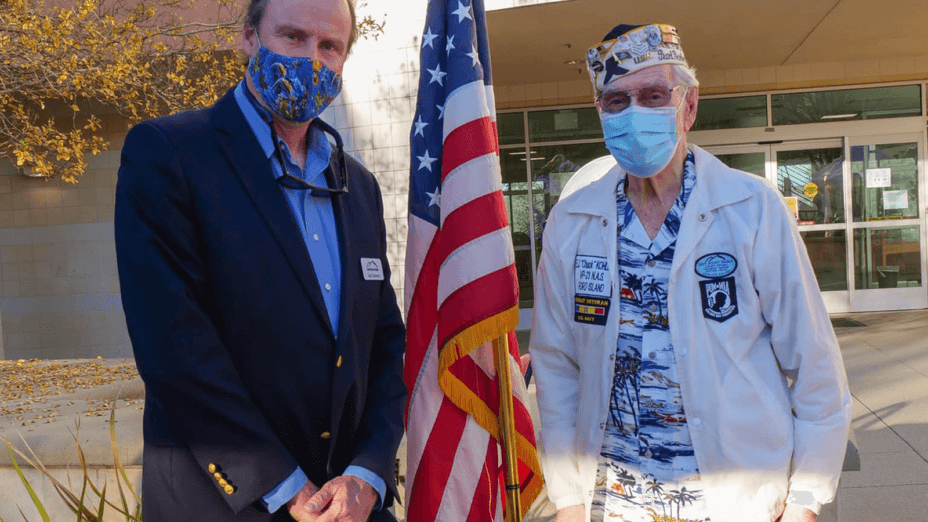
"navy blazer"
115,88,406,517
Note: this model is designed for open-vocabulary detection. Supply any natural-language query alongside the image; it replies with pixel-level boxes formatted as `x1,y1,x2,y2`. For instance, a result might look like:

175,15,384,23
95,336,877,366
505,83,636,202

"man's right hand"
287,479,321,521
555,505,585,522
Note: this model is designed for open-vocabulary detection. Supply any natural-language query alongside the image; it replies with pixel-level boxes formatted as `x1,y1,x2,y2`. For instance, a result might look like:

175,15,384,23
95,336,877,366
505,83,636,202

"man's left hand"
776,504,817,522
301,475,377,522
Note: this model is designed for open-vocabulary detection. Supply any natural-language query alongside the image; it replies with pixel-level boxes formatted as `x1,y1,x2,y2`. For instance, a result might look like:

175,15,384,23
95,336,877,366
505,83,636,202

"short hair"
245,0,359,55
673,63,699,88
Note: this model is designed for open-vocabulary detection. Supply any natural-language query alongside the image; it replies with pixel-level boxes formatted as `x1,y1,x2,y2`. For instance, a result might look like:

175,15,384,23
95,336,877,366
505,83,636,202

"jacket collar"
211,87,338,340
562,144,754,217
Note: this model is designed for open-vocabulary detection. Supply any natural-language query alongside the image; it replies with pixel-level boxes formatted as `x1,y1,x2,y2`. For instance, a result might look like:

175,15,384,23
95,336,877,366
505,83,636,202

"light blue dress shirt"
233,83,386,513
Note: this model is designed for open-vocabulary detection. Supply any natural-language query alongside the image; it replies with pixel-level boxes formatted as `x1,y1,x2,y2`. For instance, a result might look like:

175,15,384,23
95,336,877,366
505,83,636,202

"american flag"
403,0,543,520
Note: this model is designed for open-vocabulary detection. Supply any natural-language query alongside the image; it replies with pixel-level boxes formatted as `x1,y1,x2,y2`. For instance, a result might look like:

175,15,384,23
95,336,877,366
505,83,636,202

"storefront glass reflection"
851,142,919,222
776,148,845,225
854,226,922,289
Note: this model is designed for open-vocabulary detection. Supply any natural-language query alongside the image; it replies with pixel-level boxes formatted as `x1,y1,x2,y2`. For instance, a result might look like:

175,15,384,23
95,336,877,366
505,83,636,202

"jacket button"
208,463,218,474
213,472,224,480
336,355,343,368
224,485,235,495
218,479,229,487
320,431,332,439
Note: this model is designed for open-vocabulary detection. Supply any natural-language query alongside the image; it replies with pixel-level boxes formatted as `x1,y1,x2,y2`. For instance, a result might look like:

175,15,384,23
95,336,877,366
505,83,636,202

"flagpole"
492,333,523,522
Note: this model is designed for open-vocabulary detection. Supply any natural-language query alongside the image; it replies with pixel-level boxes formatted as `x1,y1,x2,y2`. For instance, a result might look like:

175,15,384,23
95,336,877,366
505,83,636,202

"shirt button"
609,354,615,361
650,304,657,312
599,422,605,429
679,347,688,356
644,450,653,458
692,418,702,427
313,234,320,241
699,213,707,221
649,352,656,359
647,260,656,268
325,283,331,291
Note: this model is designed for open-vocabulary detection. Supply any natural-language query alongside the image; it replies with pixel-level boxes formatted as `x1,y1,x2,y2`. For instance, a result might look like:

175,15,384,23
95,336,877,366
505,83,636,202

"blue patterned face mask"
247,35,343,123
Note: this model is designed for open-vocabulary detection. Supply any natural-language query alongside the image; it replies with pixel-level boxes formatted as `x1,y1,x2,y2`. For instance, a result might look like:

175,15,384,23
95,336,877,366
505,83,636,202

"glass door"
708,135,927,312
771,140,851,312
847,134,927,311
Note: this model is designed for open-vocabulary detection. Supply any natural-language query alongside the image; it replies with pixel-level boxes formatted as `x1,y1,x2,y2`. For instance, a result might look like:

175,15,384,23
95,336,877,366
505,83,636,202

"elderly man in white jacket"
529,23,852,522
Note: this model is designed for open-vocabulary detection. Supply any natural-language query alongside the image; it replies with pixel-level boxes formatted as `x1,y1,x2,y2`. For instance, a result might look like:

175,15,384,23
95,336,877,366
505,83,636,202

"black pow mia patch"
699,276,738,322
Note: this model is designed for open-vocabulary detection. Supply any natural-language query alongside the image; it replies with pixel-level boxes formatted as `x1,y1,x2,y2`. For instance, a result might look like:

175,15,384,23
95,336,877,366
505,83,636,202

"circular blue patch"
695,253,738,279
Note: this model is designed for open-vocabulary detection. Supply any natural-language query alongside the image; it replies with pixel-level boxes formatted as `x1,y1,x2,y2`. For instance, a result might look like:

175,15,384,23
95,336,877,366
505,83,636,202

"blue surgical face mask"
600,90,686,178
247,34,343,123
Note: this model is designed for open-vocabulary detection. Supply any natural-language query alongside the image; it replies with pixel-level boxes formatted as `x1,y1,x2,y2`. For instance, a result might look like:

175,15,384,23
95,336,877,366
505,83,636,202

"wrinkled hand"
287,479,321,521
555,505,584,522
776,504,817,522
295,475,377,522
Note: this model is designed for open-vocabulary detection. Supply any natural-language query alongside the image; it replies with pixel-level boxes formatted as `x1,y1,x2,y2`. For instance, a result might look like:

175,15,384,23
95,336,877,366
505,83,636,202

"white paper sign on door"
866,168,892,188
883,189,908,210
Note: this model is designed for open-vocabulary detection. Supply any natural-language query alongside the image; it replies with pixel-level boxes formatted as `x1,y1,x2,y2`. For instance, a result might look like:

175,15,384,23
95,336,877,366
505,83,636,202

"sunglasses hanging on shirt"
271,118,349,198
243,84,349,198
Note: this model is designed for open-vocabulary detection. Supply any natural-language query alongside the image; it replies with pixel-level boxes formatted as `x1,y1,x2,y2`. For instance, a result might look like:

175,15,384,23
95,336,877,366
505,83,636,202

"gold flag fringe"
437,304,544,516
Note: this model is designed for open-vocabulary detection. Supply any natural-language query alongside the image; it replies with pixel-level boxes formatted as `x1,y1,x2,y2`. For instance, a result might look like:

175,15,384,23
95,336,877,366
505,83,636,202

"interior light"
820,113,858,120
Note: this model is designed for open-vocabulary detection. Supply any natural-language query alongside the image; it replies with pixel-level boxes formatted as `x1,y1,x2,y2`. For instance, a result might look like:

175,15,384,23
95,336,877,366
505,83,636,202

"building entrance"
703,131,927,313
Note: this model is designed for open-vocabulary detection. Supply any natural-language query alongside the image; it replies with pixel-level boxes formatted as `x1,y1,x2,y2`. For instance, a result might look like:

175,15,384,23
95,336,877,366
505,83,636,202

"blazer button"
208,463,218,474
224,485,235,495
320,431,332,439
336,355,343,368
218,479,229,487
213,472,224,480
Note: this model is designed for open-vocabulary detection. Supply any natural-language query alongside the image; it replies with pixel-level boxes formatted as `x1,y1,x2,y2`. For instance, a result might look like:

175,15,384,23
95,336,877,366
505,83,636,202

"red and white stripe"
404,79,535,521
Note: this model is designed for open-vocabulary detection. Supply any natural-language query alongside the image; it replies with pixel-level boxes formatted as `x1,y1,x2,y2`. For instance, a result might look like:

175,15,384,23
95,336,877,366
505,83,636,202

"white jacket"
529,146,852,522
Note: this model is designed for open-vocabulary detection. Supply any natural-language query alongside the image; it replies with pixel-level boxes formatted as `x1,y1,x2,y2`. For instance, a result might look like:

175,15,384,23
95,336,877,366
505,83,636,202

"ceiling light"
820,113,858,120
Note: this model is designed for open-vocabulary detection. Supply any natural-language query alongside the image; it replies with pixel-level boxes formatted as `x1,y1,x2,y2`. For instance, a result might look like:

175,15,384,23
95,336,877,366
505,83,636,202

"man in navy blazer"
114,0,406,520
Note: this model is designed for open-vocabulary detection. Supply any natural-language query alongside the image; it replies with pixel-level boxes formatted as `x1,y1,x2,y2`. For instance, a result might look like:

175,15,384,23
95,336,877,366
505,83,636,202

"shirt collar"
233,81,332,182
616,150,697,229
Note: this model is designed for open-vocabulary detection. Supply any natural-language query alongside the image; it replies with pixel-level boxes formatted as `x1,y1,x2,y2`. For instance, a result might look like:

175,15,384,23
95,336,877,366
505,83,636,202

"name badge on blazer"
361,258,384,281
574,255,611,325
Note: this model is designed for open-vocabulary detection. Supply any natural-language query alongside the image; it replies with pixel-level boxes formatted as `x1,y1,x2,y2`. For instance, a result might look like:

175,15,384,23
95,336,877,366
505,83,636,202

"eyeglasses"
597,85,683,114
272,118,349,197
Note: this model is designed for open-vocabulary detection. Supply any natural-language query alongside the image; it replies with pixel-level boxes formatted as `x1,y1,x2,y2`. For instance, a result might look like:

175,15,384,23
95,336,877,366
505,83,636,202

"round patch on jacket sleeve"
694,253,738,279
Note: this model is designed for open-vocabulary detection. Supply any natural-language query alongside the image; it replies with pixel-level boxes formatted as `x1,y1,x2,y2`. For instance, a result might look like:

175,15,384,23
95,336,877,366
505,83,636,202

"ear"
241,23,258,59
682,85,699,132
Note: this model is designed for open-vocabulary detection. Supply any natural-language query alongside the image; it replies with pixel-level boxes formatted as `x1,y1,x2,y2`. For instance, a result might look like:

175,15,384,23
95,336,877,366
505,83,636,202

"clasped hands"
287,475,377,522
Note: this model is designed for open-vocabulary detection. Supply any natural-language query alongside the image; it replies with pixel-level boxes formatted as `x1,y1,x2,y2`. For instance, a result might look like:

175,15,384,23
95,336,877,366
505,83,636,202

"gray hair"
245,0,359,55
673,63,699,88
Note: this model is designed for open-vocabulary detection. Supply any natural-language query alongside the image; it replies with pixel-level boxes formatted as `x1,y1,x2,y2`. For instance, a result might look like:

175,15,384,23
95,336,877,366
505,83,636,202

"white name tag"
574,255,610,298
361,258,385,281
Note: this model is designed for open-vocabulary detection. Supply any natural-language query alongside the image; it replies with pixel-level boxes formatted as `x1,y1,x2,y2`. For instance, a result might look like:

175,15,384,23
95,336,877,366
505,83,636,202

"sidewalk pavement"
830,310,928,522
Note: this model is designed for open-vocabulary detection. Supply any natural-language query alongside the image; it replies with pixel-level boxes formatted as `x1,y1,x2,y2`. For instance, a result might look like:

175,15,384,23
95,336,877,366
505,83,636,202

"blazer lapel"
324,152,353,351
211,89,335,338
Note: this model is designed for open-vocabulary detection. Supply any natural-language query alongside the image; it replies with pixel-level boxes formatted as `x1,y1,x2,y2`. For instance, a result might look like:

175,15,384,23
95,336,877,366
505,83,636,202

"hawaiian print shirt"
591,152,713,522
